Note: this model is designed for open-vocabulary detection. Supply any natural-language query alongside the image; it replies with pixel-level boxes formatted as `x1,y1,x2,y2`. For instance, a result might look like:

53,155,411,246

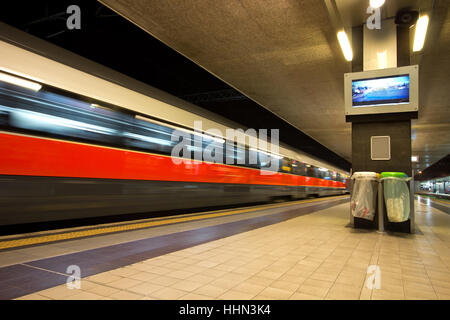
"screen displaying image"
352,74,410,107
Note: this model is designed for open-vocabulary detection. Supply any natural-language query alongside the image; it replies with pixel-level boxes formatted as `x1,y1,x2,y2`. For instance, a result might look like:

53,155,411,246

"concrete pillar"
348,18,414,233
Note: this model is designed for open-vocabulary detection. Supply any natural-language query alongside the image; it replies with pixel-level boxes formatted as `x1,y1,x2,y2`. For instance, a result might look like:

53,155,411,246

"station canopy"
100,0,450,173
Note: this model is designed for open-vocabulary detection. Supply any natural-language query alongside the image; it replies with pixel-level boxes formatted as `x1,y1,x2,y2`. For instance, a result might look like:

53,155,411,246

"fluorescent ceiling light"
337,31,353,61
411,155,419,162
319,168,329,172
370,0,385,9
413,15,429,52
0,71,42,91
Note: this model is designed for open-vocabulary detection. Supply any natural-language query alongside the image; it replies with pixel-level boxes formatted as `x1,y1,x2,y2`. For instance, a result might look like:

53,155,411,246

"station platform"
0,195,449,300
416,194,450,215
417,192,450,204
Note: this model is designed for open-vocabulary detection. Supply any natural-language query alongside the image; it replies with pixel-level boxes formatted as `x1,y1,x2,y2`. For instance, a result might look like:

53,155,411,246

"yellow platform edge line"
417,194,450,205
432,198,450,205
0,195,348,250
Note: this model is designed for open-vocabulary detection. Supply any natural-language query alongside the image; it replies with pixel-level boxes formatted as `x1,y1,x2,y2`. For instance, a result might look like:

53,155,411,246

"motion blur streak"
0,44,348,227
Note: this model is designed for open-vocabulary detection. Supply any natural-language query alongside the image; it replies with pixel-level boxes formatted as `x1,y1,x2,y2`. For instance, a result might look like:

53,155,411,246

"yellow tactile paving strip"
0,195,348,250
433,198,450,205
417,195,450,206
417,194,450,205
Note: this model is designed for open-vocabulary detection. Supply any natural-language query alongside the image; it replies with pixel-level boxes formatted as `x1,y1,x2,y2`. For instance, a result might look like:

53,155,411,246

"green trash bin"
380,172,410,222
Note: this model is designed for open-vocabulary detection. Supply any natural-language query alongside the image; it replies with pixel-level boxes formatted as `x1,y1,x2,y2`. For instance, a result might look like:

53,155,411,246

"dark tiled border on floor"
0,198,348,299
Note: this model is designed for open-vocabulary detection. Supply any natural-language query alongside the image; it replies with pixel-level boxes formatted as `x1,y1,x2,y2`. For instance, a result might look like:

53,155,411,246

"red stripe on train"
0,132,346,188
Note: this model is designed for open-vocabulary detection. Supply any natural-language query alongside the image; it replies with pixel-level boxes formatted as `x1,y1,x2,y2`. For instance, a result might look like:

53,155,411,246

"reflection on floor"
14,200,450,300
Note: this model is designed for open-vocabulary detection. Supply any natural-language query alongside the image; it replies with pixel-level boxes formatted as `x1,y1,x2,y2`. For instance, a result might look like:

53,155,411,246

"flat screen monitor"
344,66,418,116
352,74,409,107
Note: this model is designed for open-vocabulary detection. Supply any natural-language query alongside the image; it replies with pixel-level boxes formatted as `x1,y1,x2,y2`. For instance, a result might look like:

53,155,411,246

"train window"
306,165,318,178
322,169,332,180
236,144,247,166
203,140,224,164
246,147,259,169
257,151,270,168
0,81,224,162
224,142,236,164
258,152,281,173
297,162,308,176
291,160,301,175
303,163,309,176
280,158,292,173
258,152,269,168
316,169,323,179
124,118,178,155
224,143,257,169
178,133,226,164
1,83,125,146
0,81,185,157
122,127,175,155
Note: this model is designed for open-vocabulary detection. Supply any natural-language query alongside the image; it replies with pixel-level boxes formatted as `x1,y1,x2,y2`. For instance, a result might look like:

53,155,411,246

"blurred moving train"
0,23,349,227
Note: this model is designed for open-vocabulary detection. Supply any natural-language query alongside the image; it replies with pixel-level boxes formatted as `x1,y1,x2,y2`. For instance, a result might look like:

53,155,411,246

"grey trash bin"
351,172,378,221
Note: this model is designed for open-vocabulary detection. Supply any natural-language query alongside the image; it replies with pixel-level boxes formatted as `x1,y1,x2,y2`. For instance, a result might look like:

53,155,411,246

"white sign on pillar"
363,19,397,71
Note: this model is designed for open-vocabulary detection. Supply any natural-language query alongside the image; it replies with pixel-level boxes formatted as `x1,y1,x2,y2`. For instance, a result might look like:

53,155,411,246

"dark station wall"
351,120,412,233
352,120,412,174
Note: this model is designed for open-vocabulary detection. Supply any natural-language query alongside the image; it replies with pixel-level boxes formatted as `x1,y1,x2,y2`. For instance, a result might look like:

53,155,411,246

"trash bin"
350,172,378,221
380,172,410,222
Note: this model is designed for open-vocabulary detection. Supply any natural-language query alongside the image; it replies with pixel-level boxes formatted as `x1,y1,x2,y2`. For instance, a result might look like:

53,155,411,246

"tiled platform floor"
15,199,450,300
0,198,343,268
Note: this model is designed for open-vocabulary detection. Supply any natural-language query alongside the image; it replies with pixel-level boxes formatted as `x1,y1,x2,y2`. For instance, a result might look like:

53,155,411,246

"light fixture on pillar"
337,31,353,61
413,15,429,52
370,0,385,9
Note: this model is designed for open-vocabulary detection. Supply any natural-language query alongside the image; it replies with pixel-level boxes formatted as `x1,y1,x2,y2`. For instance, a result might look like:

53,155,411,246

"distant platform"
416,192,450,201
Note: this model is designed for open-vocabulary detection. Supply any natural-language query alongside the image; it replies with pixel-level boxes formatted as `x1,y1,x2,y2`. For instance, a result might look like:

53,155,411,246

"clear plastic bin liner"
382,177,410,222
351,172,378,221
